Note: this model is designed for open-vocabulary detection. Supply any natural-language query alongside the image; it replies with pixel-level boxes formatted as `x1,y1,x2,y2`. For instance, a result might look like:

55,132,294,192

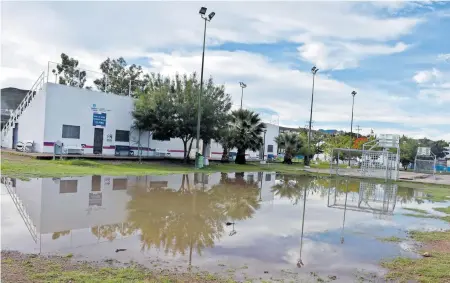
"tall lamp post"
307,66,319,166
262,129,267,161
195,7,215,168
239,82,247,109
348,90,357,166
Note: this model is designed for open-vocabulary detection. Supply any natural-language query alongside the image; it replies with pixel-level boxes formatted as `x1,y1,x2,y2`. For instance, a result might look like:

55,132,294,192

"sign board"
378,134,400,148
417,147,432,156
93,113,106,127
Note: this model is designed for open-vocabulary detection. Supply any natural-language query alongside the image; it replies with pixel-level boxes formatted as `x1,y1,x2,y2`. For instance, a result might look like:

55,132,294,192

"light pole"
195,7,215,168
262,129,267,161
307,66,319,166
239,82,247,109
348,90,357,166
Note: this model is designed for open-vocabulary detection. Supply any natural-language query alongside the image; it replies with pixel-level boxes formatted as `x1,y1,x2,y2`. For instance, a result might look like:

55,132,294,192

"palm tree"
275,132,303,164
229,109,266,164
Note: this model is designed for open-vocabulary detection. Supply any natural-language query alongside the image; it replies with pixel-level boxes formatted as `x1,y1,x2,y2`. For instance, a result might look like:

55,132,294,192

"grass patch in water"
433,206,450,214
403,208,429,214
381,231,450,283
402,213,450,223
377,236,403,243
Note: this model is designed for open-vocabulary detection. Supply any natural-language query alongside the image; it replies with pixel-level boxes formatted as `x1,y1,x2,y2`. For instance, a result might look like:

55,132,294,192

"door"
93,128,104,154
12,123,19,148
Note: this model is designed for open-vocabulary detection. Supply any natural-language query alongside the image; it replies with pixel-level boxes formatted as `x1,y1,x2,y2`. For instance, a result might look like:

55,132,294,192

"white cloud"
438,53,450,62
298,41,409,70
413,68,443,84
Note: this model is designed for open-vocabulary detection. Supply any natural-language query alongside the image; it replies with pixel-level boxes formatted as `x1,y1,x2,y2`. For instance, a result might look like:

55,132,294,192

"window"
60,180,78,193
115,130,130,142
267,145,274,153
113,178,128,190
62,125,80,139
265,173,272,181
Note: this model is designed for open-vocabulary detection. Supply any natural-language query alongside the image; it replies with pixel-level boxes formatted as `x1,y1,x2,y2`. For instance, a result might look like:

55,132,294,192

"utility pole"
356,125,361,138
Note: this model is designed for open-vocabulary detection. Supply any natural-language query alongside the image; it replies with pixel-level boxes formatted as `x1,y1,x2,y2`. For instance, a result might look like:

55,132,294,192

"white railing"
1,72,46,141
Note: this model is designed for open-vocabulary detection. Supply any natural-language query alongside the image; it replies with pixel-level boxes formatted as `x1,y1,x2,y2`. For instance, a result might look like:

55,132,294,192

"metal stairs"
1,72,46,144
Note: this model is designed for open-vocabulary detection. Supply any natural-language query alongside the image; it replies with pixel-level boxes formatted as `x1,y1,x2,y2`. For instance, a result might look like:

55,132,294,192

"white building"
1,74,279,160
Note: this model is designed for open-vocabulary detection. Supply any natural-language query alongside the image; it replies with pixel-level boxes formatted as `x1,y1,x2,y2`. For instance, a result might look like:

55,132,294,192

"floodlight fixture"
351,90,357,97
311,66,319,74
208,12,215,20
239,82,247,88
199,7,207,15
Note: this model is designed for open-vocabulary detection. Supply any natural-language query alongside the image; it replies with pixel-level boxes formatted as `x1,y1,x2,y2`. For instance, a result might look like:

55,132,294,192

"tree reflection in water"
125,173,261,265
271,175,312,205
52,230,70,240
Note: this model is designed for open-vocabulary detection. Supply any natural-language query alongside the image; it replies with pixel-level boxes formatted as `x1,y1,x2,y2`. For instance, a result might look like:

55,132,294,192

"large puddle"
1,172,449,282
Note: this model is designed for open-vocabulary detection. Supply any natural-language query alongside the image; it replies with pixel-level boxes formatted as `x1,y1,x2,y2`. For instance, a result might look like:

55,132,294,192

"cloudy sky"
1,1,449,140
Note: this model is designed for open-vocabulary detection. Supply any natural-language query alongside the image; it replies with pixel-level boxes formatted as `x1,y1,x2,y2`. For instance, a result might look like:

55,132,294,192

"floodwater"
1,172,449,282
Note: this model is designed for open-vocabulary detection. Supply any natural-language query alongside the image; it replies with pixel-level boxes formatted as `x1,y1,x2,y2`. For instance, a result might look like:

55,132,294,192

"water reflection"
1,173,448,282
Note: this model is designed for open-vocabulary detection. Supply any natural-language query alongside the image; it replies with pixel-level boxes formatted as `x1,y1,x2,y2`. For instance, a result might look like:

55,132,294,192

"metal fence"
330,148,400,181
414,147,436,176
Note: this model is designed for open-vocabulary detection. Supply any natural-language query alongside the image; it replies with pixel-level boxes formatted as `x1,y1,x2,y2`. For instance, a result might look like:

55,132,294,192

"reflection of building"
327,179,398,217
2,171,276,249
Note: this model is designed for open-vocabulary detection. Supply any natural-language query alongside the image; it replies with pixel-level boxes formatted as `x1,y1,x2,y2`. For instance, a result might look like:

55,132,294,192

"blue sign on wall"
93,113,106,127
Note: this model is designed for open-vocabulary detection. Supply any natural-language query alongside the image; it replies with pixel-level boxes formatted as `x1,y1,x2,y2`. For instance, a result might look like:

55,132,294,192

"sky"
1,1,450,140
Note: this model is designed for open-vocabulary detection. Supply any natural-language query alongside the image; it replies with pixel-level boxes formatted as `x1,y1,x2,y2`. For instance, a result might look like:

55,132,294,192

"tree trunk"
235,148,246,164
283,151,293,164
221,147,229,163
187,138,194,163
182,138,188,163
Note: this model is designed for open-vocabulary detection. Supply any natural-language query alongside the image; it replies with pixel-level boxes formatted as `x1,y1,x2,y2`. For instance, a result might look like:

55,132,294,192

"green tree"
322,134,351,162
94,57,143,96
430,140,449,158
228,109,266,164
55,53,86,88
274,132,303,164
132,73,231,163
399,135,418,170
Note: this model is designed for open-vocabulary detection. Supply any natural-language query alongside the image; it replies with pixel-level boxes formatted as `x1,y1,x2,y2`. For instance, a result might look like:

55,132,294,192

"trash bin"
196,154,204,169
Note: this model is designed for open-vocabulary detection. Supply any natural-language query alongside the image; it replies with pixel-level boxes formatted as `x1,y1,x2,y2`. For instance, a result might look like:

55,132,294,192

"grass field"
381,230,450,283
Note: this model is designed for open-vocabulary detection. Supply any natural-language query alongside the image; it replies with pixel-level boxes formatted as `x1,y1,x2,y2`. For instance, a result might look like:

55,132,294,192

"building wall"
8,83,279,159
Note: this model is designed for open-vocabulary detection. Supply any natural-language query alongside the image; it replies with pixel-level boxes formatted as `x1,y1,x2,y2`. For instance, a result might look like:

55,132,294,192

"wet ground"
1,172,449,282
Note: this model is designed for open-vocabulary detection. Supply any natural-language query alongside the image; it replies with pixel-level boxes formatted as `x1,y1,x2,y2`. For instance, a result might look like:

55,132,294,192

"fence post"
78,70,81,88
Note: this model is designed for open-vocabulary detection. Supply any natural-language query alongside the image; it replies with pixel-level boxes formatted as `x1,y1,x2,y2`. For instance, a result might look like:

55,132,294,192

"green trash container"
196,154,204,169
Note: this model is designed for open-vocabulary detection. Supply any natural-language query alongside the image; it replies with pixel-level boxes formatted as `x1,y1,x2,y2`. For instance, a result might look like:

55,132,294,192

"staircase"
1,72,46,145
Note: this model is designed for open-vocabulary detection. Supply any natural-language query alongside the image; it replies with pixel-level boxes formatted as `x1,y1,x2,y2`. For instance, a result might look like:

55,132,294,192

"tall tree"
274,132,303,164
55,53,86,88
228,109,266,164
94,57,143,96
132,73,232,163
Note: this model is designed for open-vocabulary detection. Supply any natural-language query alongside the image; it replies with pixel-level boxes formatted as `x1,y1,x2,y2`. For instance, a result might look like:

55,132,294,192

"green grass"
433,206,450,214
403,208,429,214
381,231,450,283
377,236,404,243
1,251,238,283
0,152,314,178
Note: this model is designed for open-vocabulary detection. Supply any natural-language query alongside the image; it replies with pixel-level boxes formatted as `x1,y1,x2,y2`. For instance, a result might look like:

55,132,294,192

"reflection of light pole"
341,179,349,244
262,129,267,160
348,90,357,166
239,82,247,109
307,66,319,166
195,7,215,168
297,185,308,268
